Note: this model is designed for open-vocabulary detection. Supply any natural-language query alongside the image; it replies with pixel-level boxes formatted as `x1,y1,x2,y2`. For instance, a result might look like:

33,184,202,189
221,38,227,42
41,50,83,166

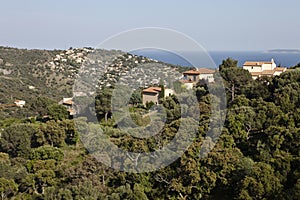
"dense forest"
0,47,299,199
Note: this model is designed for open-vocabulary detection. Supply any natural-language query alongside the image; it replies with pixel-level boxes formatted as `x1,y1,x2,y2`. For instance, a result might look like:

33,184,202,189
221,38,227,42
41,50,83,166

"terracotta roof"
63,99,74,105
143,87,162,93
250,72,262,76
243,61,273,66
182,69,200,75
14,100,25,103
274,67,286,71
249,67,286,77
261,70,274,75
197,68,215,74
183,68,215,75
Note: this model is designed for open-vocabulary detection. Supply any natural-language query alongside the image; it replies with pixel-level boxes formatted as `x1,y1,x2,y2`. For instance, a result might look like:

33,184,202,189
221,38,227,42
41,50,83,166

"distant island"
264,49,300,54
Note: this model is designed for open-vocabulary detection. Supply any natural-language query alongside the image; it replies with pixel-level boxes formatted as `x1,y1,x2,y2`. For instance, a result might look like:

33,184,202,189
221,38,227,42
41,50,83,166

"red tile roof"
63,99,74,105
261,70,275,75
182,69,200,75
250,72,262,76
243,61,273,66
143,87,162,93
14,100,25,103
197,68,215,74
183,68,215,75
274,67,286,72
249,67,287,77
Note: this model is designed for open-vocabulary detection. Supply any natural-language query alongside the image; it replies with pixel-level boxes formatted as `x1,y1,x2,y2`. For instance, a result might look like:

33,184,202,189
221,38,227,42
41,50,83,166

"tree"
236,162,282,199
159,80,165,100
219,58,252,102
219,57,238,71
0,178,18,200
129,89,142,106
0,124,37,158
29,96,56,117
145,101,155,110
95,87,112,122
30,145,64,161
60,119,79,145
173,80,184,94
246,76,272,100
38,120,66,147
47,104,69,121
291,62,300,69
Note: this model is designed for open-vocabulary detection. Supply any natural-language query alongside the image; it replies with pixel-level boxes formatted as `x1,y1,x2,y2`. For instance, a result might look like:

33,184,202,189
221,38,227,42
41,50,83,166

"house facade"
182,70,201,82
142,87,174,106
181,68,215,89
243,59,287,79
198,68,215,83
180,80,194,90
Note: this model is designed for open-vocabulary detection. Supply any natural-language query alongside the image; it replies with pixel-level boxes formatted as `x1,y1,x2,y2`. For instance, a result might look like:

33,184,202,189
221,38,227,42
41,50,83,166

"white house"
14,100,26,108
243,59,287,79
182,68,215,83
181,68,215,89
180,80,194,90
198,68,215,83
28,85,35,90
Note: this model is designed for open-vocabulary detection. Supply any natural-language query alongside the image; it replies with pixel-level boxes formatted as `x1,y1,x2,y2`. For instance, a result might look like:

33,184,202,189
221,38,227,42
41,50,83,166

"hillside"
0,49,299,199
0,46,186,119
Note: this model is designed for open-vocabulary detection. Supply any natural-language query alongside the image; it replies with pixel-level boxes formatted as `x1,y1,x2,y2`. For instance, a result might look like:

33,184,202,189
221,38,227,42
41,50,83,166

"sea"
130,49,300,68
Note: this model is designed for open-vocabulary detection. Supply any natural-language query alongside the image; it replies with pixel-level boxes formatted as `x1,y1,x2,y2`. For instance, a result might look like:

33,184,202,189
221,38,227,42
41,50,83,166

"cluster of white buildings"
242,59,287,79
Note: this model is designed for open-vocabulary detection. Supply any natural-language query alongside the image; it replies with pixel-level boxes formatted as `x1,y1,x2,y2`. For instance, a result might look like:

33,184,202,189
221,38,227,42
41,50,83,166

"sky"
1,0,300,51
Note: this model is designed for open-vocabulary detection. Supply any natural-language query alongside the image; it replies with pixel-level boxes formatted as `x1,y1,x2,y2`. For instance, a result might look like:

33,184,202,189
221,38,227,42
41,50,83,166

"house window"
251,66,254,69
193,76,196,81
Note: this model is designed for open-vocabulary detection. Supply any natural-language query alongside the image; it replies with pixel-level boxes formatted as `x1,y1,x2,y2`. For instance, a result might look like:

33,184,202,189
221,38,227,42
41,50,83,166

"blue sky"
1,0,300,51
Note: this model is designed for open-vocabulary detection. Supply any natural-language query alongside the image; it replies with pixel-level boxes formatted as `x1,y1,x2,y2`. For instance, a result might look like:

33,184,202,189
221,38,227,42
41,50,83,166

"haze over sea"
131,49,300,68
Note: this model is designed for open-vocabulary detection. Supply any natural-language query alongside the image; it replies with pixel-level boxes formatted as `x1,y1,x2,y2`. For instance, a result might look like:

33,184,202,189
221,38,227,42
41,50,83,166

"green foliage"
159,82,165,100
0,53,300,199
29,96,56,117
95,87,112,122
30,145,64,161
0,178,18,199
129,89,142,105
291,62,300,69
219,58,253,102
47,104,69,121
236,162,282,199
145,101,155,110
37,120,66,147
173,80,185,94
60,119,79,145
0,123,37,158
